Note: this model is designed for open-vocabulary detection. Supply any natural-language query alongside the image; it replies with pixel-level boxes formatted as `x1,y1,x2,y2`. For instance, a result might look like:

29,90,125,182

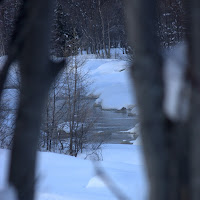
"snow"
57,122,71,133
0,144,148,200
0,49,136,111
121,123,140,137
0,186,17,200
90,60,127,74
84,58,135,110
127,123,140,134
132,137,142,146
0,50,144,199
86,176,106,188
130,106,139,116
57,122,85,134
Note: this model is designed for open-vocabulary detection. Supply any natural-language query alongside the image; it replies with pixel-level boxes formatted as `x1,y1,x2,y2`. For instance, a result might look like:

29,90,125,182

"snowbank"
0,186,17,200
127,123,140,135
132,137,142,146
0,144,148,200
0,51,136,111
86,176,106,188
57,121,84,134
84,58,135,110
130,106,139,116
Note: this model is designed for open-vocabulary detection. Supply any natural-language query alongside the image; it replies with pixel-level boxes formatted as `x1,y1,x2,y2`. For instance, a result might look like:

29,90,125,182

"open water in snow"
90,106,138,144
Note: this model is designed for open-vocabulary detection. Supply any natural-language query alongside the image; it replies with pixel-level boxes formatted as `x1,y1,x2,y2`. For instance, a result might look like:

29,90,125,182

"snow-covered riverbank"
84,57,136,111
0,143,148,200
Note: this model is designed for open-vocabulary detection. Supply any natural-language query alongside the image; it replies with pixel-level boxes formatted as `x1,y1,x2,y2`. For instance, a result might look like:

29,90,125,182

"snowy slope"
84,58,135,110
0,144,148,200
0,51,136,111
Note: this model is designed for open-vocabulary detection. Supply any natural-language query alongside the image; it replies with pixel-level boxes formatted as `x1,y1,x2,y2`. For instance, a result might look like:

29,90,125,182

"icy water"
57,99,138,144
91,107,138,144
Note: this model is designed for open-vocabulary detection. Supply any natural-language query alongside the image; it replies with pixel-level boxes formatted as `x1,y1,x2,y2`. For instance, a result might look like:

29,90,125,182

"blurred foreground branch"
126,0,200,199
93,162,130,200
0,1,65,200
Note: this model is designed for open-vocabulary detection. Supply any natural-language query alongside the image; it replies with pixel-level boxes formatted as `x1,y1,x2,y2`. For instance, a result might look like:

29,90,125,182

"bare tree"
41,77,66,152
0,100,14,148
39,55,100,157
0,1,64,200
126,0,200,200
61,56,95,156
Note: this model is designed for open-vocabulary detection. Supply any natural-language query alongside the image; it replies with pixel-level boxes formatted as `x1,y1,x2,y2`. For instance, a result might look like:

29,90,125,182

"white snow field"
0,144,148,200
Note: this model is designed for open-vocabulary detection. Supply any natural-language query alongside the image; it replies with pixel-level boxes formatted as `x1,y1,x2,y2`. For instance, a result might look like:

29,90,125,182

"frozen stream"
55,99,138,144
90,106,138,144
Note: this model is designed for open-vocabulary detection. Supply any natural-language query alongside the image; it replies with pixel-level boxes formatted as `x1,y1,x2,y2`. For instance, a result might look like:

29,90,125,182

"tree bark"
98,0,108,58
126,0,192,199
8,1,64,200
188,0,200,199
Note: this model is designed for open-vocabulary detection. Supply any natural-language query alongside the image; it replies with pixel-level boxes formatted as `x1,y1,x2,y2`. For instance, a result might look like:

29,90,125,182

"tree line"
0,0,187,58
0,0,127,58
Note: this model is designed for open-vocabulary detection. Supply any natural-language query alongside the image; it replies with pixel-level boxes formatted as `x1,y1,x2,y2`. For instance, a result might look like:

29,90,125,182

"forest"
1,0,199,200
0,0,186,56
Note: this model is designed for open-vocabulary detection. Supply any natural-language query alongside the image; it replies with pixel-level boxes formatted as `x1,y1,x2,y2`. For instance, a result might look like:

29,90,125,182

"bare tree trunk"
46,104,50,151
107,20,111,58
126,0,191,199
188,1,200,199
51,83,56,151
98,0,108,58
8,1,64,200
0,34,5,55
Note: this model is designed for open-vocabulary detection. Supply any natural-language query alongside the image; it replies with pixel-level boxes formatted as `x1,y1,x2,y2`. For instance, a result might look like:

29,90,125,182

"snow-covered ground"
1,49,136,112
0,49,144,199
84,58,135,110
0,144,148,200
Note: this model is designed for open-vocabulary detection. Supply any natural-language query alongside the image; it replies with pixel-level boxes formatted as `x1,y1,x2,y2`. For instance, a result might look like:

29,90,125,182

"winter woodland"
0,1,198,200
